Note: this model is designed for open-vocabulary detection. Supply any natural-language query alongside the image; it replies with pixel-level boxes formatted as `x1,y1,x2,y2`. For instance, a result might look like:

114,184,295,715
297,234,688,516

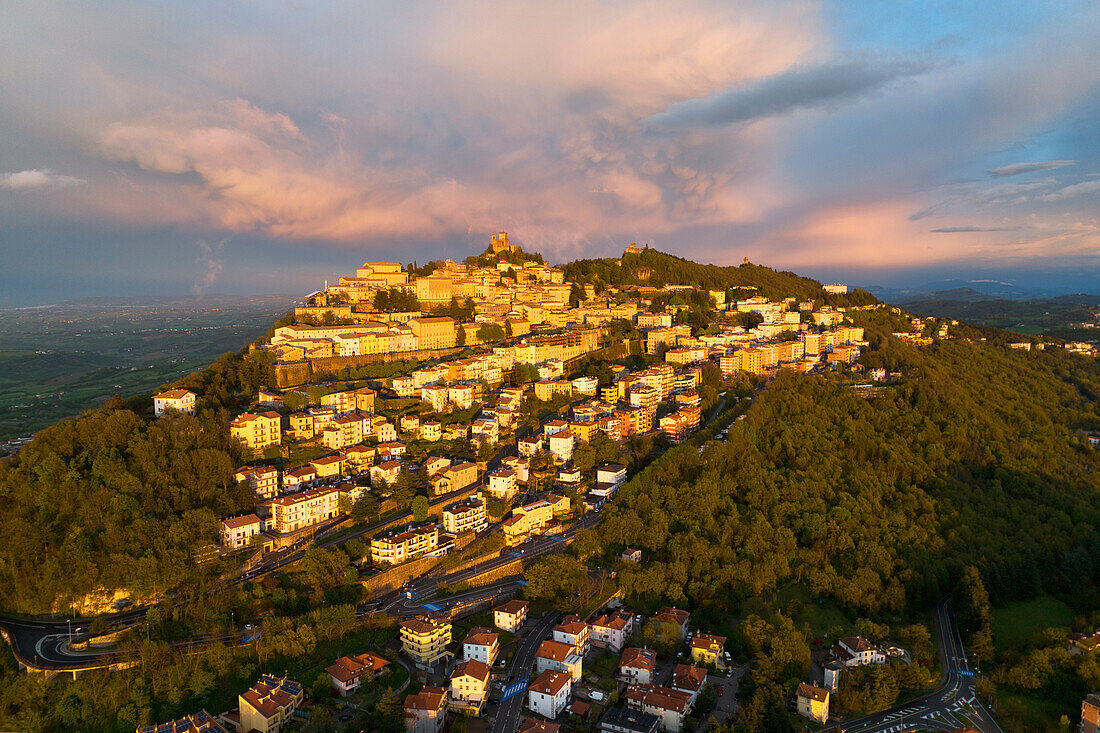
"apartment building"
528,670,572,720
220,514,262,550
536,640,584,682
590,610,637,652
553,616,590,656
450,659,491,714
400,617,452,669
619,648,657,685
796,683,830,723
230,412,282,450
689,633,726,666
494,600,529,633
265,486,344,533
442,497,487,535
138,710,228,733
371,525,440,565
403,686,446,733
487,467,519,499
238,675,303,733
408,316,457,350
234,465,280,500
463,627,500,665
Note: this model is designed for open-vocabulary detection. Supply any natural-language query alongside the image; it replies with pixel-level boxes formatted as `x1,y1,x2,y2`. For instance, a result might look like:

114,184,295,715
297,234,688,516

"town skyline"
3,1,1100,307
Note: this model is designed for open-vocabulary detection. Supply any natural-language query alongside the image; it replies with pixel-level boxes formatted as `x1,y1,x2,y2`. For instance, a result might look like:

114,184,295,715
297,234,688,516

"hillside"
598,310,1100,729
562,246,875,304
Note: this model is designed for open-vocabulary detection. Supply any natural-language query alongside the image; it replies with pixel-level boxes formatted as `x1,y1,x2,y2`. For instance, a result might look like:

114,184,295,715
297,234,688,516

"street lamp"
67,618,72,645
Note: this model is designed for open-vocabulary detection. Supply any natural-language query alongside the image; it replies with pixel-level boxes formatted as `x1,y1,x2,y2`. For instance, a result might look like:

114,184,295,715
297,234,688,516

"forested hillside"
0,350,273,613
598,314,1100,728
562,247,876,305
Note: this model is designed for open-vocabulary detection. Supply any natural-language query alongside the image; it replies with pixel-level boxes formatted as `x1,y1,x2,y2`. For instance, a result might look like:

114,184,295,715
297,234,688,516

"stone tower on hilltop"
490,231,518,254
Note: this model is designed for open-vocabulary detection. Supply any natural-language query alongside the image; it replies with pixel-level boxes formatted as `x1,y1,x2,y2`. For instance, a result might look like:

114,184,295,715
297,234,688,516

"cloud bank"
1,169,85,191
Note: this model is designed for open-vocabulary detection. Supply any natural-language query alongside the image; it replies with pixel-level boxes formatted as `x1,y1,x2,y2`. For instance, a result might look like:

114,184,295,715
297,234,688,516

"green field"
991,595,1074,651
0,295,292,446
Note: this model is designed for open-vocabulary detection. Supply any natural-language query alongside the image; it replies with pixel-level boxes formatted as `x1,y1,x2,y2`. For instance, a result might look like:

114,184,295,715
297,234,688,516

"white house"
494,600,529,633
535,640,584,682
153,389,196,416
463,627,500,666
528,670,571,720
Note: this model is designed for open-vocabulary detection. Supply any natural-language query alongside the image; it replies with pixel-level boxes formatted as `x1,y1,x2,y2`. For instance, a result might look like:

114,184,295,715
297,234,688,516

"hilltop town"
158,233,869,572
135,233,885,731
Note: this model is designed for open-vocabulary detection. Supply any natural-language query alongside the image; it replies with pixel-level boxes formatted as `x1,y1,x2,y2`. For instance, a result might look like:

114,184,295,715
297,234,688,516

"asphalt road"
823,597,1003,733
491,611,560,733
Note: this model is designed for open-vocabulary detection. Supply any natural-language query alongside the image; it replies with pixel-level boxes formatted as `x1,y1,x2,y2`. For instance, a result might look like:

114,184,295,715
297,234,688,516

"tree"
477,323,506,343
525,555,587,604
301,547,350,596
411,495,429,522
572,442,596,473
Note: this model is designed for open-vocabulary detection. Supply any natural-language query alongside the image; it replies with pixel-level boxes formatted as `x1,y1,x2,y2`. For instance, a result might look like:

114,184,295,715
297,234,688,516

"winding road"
824,597,1002,733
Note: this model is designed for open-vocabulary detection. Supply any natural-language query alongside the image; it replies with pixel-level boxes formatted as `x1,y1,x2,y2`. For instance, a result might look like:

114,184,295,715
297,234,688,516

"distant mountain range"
864,279,1086,303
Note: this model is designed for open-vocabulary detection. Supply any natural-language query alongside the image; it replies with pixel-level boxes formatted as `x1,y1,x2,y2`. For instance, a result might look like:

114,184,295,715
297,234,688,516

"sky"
2,1,1100,307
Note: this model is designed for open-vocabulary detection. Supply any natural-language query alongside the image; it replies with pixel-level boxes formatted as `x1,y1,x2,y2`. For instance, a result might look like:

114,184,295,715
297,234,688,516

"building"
325,652,391,696
598,707,660,733
796,682,830,723
265,485,345,533
528,670,572,720
230,411,282,450
623,685,691,733
432,461,479,495
553,617,591,656
408,316,457,350
403,686,446,733
310,454,346,478
450,659,491,714
619,648,657,685
503,499,558,546
400,616,453,669
494,599,529,632
238,675,303,733
153,389,196,416
689,633,726,666
281,465,317,491
419,420,442,441
621,548,642,563
488,468,519,499
596,464,627,486
548,431,575,462
652,608,690,640
442,497,487,535
669,665,706,705
590,610,636,652
220,514,262,550
835,636,886,667
137,710,228,733
234,465,280,500
1083,692,1100,733
371,525,440,565
536,639,584,681
463,627,500,665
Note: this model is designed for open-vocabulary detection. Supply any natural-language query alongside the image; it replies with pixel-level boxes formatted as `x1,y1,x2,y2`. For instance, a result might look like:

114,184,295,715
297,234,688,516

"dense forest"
0,349,274,613
598,315,1100,728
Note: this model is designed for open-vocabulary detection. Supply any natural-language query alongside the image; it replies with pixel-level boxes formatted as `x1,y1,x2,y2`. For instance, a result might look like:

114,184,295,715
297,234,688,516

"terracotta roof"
554,620,588,637
401,616,449,636
404,685,446,712
154,389,194,400
267,485,341,507
325,652,390,684
669,664,706,693
690,632,726,651
620,648,657,673
452,659,490,683
797,682,829,703
495,600,529,616
655,607,689,627
463,627,499,648
240,675,300,720
222,514,260,529
537,640,576,663
529,670,571,696
624,684,690,714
